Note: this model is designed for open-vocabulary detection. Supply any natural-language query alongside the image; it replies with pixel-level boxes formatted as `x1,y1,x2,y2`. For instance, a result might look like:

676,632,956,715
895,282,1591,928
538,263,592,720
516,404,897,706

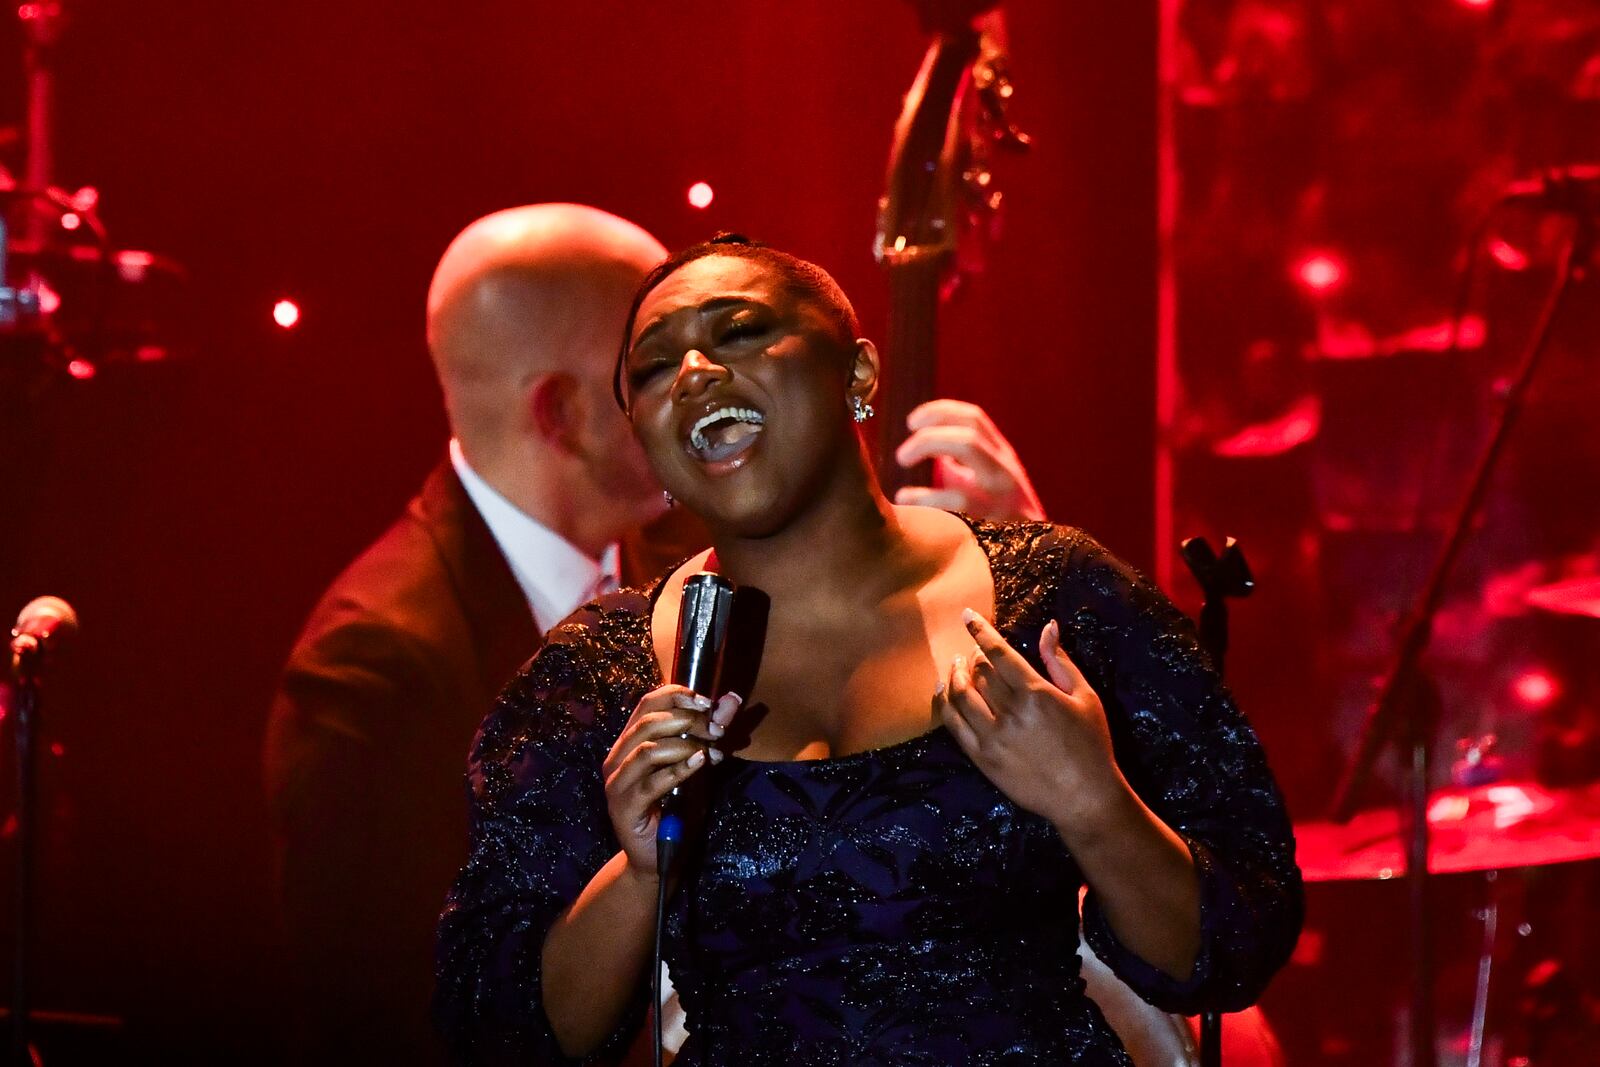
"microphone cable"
652,814,682,1067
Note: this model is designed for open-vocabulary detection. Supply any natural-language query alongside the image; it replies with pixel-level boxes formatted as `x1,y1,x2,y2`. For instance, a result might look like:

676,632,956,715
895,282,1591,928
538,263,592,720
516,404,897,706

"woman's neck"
707,477,913,608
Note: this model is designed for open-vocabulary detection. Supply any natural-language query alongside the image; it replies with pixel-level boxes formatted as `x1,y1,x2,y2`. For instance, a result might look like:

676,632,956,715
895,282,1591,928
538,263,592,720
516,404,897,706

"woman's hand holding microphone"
603,685,742,877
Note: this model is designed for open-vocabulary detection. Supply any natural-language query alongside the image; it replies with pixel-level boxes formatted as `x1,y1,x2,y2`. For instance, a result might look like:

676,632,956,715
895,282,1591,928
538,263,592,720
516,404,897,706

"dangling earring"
663,490,675,508
850,395,875,423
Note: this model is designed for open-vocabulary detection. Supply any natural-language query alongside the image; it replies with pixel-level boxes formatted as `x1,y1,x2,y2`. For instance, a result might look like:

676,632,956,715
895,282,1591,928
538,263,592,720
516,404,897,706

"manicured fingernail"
708,721,725,738
708,748,725,764
687,750,706,769
693,695,712,710
934,681,946,698
952,654,966,675
961,608,982,628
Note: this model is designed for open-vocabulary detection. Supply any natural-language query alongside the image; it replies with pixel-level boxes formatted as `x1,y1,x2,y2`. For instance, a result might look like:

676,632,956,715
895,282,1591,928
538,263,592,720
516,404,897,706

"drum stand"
1329,210,1594,1067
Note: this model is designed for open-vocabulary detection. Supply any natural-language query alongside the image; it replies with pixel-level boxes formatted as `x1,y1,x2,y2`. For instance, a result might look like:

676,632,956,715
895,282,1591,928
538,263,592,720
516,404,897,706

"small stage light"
687,182,715,209
67,359,96,380
1294,252,1345,294
60,212,81,231
273,299,301,329
1512,669,1559,709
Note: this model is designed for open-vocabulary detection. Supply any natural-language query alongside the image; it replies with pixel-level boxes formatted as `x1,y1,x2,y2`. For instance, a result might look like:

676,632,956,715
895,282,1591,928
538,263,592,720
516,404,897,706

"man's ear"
529,372,584,453
848,339,880,404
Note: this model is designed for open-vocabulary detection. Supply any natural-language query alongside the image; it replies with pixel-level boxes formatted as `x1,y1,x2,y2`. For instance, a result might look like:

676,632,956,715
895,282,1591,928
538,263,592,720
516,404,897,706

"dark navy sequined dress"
435,520,1302,1065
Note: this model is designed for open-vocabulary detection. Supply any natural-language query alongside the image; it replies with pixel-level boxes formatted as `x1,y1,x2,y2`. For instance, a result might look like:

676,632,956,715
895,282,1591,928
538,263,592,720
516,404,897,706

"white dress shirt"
449,440,620,634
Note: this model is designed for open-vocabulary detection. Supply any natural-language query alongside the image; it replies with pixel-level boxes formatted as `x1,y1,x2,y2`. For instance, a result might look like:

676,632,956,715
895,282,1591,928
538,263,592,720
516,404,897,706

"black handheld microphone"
657,573,735,873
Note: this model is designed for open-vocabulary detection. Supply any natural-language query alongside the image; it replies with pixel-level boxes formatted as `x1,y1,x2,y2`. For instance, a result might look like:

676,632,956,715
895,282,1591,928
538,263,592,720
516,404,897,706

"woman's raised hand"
603,685,741,875
939,611,1130,832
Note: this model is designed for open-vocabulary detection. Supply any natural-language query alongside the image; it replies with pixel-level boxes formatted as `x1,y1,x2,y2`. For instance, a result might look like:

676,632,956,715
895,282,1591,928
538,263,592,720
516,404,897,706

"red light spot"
67,358,96,380
1512,670,1559,709
37,282,61,315
273,299,301,329
687,182,715,209
115,250,154,282
60,211,81,231
1458,0,1493,8
1489,239,1529,271
49,742,65,757
1294,252,1345,294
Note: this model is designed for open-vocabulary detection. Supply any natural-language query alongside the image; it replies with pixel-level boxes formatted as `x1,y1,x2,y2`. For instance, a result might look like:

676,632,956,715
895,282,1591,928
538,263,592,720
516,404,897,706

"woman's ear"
849,339,880,404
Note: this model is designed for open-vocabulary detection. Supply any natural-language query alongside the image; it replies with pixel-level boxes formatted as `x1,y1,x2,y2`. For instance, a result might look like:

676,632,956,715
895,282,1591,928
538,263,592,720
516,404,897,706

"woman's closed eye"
627,356,674,389
717,315,771,347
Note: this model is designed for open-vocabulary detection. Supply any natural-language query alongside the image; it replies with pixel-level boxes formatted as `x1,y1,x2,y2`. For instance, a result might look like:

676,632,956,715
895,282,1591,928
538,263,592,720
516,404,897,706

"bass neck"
878,250,949,495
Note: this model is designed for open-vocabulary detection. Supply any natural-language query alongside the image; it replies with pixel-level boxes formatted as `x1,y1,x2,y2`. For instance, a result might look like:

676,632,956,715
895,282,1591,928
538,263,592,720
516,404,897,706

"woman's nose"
672,349,729,402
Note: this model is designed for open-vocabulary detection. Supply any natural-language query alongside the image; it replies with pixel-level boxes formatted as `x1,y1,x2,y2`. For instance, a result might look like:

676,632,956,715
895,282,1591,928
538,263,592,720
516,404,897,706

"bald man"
264,205,681,1065
264,203,1045,1064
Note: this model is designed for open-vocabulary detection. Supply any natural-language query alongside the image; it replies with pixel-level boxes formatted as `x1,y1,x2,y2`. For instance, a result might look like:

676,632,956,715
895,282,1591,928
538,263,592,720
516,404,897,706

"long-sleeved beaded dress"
435,519,1302,1065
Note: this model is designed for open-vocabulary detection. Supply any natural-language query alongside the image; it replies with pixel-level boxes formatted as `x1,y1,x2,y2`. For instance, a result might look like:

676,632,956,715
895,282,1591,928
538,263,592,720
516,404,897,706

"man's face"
575,316,669,532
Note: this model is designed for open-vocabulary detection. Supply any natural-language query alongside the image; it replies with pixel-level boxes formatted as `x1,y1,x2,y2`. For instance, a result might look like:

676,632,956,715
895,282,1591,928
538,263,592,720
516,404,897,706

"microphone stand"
1180,535,1254,1067
8,637,46,1066
1328,212,1593,1067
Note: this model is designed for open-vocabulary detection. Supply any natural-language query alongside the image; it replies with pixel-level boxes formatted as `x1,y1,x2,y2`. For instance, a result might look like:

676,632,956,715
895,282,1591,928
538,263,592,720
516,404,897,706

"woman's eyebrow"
630,296,759,354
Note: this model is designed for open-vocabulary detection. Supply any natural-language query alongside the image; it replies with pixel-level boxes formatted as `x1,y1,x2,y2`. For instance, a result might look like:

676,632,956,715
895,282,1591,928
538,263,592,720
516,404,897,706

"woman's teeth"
689,407,765,462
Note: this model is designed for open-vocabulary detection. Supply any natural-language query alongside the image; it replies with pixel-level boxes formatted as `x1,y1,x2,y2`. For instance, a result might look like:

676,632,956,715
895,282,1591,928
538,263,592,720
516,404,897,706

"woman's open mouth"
687,405,765,468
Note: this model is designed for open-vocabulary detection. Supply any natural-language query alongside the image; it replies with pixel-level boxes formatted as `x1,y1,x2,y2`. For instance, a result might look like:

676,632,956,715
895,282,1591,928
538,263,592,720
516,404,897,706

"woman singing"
435,237,1302,1065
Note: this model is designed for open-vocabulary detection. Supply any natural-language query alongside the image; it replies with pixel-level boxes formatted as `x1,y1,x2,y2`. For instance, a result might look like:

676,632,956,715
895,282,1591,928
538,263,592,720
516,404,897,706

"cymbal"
3,241,187,279
1296,780,1600,881
1525,576,1600,620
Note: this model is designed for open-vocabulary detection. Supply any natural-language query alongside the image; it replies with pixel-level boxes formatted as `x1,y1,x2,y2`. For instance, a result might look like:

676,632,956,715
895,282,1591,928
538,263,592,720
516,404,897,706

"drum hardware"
1296,779,1600,883
1453,734,1505,789
1295,776,1600,1066
1464,869,1503,1067
1328,198,1595,1067
2,0,185,392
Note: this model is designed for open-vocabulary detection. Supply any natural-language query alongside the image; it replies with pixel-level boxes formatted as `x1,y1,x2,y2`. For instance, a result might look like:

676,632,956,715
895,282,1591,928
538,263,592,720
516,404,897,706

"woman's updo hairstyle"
613,233,861,412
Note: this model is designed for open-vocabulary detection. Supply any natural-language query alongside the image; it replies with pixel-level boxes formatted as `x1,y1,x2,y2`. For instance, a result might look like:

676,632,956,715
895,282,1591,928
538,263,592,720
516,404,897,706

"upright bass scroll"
874,2,1029,496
